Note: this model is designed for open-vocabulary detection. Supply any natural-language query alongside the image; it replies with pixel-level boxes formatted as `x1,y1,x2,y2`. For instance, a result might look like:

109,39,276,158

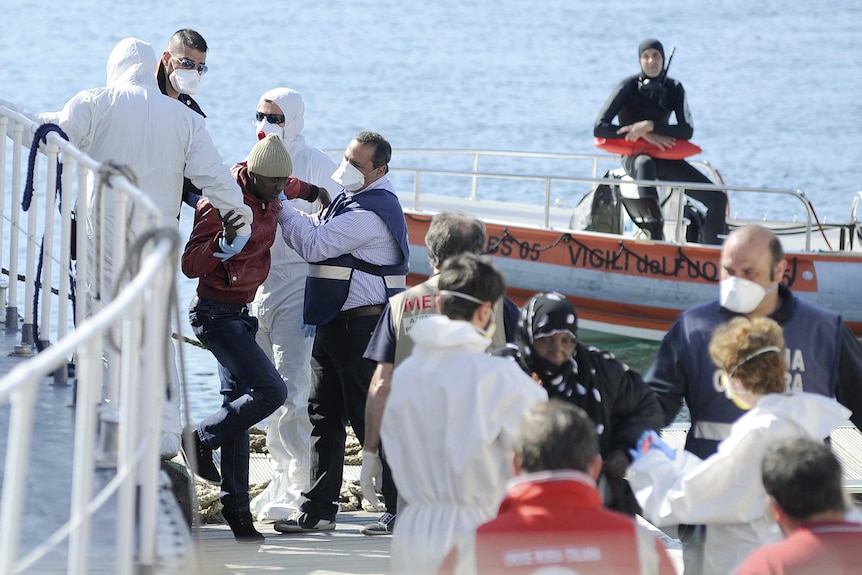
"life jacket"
303,188,409,326
680,298,841,458
389,274,507,365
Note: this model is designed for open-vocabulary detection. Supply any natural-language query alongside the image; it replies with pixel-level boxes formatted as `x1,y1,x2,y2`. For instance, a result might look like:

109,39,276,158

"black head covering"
638,38,665,60
637,38,669,103
516,292,604,430
517,292,578,381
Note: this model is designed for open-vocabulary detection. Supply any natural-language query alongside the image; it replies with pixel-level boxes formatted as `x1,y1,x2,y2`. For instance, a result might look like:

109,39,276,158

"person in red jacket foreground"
181,134,321,542
736,437,862,574
439,400,676,574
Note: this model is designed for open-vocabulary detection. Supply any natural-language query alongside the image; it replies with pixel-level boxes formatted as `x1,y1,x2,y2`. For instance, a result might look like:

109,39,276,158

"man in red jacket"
181,134,321,542
737,438,862,574
439,400,676,575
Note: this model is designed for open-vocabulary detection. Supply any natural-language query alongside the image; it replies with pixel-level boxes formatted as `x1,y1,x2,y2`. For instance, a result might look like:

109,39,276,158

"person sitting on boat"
181,134,324,543
628,316,850,575
438,400,677,575
594,38,727,245
645,224,862,574
736,437,862,575
494,292,665,515
380,253,548,575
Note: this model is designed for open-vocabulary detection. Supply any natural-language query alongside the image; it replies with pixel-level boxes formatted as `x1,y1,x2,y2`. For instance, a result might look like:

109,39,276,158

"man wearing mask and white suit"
247,88,336,523
644,224,862,574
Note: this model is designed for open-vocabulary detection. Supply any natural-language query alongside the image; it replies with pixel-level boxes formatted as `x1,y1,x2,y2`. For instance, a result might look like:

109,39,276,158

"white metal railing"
322,148,859,253
0,105,185,573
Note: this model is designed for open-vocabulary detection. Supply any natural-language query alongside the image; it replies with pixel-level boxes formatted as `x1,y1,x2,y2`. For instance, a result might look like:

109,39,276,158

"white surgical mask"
256,121,283,141
169,68,201,95
438,290,497,339
719,276,776,314
478,320,497,341
332,160,366,192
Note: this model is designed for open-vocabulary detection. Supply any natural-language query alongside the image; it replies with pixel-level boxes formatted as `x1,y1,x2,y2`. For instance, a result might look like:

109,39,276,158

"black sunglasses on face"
256,112,286,125
171,55,208,74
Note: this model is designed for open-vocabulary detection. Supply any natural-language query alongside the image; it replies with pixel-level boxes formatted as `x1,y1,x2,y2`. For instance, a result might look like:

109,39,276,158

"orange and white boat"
385,150,862,341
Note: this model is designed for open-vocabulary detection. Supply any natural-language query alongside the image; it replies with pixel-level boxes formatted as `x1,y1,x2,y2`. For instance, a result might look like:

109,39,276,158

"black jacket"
594,73,694,140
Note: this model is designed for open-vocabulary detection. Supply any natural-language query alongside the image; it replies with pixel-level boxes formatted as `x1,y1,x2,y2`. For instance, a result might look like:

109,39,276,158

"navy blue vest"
304,189,409,326
681,297,841,458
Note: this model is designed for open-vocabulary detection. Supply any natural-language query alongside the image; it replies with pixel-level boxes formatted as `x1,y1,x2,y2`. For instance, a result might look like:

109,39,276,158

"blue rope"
23,124,73,350
23,123,69,211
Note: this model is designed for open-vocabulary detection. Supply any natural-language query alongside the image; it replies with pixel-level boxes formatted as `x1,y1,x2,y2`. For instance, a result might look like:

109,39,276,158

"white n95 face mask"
169,69,201,95
332,160,366,192
256,121,283,141
719,276,775,314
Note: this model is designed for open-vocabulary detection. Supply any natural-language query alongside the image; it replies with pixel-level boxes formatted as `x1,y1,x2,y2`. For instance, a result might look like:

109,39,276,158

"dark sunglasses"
171,55,208,74
256,112,286,125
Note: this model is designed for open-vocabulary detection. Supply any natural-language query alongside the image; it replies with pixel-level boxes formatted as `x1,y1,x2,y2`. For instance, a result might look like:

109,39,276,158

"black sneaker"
221,507,265,543
360,512,396,535
273,511,336,533
182,425,220,484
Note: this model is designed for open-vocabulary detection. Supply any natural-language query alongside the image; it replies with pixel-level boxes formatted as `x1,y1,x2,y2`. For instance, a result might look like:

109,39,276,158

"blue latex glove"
214,232,250,261
629,429,676,464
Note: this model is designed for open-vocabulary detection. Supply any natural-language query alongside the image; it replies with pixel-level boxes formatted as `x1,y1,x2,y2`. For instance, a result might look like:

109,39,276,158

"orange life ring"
594,137,702,160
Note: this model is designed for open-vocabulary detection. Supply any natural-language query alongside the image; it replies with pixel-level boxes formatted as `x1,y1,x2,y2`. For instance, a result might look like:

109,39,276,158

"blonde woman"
627,317,851,575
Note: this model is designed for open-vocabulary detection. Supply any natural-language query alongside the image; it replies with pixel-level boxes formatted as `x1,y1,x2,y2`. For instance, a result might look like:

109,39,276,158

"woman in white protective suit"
247,88,337,522
380,253,548,575
627,316,851,575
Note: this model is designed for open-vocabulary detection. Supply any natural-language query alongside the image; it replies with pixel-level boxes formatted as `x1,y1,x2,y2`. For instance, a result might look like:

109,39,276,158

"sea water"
2,0,860,421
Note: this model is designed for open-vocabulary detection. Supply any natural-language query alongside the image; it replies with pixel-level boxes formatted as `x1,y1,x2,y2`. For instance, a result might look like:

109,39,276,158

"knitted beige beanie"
247,133,293,178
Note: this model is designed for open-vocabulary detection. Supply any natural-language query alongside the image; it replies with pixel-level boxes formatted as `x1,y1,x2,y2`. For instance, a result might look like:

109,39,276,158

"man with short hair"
645,224,862,574
273,131,409,534
736,438,862,574
359,211,509,535
156,28,211,210
439,400,677,574
157,28,209,112
380,253,548,575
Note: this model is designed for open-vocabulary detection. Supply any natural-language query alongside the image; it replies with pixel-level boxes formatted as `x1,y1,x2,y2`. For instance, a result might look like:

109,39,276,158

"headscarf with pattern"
516,292,604,430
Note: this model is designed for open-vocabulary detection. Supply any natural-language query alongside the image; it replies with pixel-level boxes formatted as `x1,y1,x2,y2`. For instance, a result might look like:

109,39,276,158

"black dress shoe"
182,425,221,484
221,507,265,543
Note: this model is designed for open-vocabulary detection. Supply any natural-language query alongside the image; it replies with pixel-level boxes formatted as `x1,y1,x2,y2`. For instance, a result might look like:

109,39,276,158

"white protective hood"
407,314,492,354
105,37,159,90
258,87,306,155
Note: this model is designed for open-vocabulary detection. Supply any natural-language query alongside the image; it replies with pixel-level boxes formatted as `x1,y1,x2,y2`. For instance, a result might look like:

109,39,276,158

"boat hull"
404,211,862,341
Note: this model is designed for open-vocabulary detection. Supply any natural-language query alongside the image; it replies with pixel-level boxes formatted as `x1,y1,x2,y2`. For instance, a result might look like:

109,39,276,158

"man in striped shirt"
273,131,409,533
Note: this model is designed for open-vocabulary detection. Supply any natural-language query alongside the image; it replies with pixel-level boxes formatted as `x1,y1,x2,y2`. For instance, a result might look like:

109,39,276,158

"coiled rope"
22,124,70,350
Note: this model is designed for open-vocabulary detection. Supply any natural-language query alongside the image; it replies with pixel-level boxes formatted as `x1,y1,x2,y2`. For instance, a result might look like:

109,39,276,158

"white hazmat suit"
35,37,252,457
248,88,339,521
628,392,851,575
381,315,548,575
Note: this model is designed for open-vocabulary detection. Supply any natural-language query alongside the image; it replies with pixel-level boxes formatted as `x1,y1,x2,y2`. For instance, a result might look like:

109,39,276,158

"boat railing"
0,106,184,574
321,149,843,251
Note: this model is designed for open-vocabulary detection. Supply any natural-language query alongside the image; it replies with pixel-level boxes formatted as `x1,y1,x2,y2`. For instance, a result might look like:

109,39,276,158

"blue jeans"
190,298,287,512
